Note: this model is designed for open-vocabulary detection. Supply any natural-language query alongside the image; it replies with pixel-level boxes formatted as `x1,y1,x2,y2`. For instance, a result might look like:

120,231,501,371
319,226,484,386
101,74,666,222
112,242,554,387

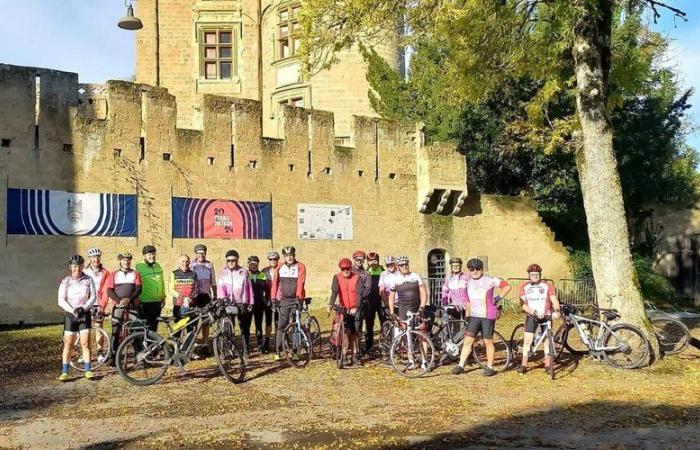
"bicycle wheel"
547,327,556,380
651,317,690,356
337,327,346,369
602,323,650,369
389,330,435,378
473,330,511,372
305,316,323,358
379,320,394,359
70,327,111,371
283,325,311,368
213,329,246,384
116,331,170,386
509,323,526,364
552,323,566,361
563,322,599,355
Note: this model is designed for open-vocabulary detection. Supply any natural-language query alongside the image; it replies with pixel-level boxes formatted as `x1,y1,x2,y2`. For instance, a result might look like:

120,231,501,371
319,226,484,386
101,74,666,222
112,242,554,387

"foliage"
633,254,677,303
570,249,594,279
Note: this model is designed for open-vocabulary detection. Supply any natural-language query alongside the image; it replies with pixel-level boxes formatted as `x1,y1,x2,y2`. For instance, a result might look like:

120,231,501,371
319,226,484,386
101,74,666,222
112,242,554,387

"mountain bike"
556,303,649,369
509,313,562,379
276,298,312,368
116,298,245,385
650,315,690,356
389,311,435,378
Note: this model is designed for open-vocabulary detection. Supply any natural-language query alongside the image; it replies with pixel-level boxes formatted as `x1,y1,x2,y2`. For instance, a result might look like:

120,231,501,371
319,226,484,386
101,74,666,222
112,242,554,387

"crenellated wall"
0,64,571,324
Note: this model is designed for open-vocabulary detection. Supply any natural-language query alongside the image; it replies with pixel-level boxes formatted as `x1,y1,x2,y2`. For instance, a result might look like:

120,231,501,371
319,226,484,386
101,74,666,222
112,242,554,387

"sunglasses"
226,258,238,263
397,263,408,267
268,258,279,262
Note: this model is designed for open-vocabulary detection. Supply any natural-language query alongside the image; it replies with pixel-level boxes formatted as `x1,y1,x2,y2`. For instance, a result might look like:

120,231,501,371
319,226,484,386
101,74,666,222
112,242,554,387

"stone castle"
0,63,571,324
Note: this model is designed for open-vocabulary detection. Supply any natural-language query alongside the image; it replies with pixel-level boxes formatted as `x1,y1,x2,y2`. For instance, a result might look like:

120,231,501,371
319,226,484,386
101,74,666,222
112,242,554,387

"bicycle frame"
525,317,553,356
161,309,214,368
566,313,625,354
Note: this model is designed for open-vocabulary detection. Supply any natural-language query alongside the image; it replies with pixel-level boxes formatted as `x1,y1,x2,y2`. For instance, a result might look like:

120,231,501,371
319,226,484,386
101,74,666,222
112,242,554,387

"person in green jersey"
135,245,166,332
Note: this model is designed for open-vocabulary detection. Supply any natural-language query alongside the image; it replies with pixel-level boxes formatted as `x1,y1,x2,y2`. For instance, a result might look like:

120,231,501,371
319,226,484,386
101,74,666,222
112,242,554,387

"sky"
0,0,698,149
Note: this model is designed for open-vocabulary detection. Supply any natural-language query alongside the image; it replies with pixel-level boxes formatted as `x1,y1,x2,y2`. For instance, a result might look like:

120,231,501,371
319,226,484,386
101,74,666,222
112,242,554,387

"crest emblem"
67,199,83,224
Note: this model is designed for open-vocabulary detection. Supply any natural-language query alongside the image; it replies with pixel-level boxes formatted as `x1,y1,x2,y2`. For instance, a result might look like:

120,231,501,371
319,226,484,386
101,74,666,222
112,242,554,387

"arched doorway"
427,249,446,306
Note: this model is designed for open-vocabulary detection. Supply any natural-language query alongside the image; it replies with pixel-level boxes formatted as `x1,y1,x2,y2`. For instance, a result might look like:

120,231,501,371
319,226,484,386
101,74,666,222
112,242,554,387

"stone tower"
134,0,403,136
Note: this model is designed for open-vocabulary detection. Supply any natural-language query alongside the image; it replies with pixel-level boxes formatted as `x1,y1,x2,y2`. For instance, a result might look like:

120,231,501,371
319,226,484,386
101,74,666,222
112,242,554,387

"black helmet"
68,255,85,265
117,251,133,260
142,245,156,255
194,244,207,253
281,245,296,256
449,257,463,265
225,249,239,259
248,255,260,263
466,258,484,270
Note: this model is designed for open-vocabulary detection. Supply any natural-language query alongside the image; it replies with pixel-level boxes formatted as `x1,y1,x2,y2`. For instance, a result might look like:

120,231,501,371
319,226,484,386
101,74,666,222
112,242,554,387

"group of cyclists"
57,243,561,381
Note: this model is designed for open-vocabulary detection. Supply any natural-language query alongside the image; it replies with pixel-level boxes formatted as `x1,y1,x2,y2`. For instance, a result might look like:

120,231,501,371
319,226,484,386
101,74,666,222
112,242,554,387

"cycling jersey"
368,266,384,300
271,261,306,300
329,272,362,309
466,276,509,320
263,266,278,300
58,273,96,313
518,281,557,316
84,265,111,310
390,272,424,309
217,266,253,305
351,267,371,300
135,262,166,303
191,260,216,295
441,272,469,306
248,270,268,305
169,269,198,307
107,269,142,304
378,269,398,298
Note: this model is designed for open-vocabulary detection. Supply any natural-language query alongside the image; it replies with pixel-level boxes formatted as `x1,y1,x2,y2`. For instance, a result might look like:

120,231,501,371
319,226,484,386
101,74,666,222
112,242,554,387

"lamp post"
117,1,143,30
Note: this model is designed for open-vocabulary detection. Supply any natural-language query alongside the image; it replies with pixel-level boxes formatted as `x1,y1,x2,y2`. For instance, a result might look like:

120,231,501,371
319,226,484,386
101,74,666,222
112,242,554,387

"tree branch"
644,0,687,24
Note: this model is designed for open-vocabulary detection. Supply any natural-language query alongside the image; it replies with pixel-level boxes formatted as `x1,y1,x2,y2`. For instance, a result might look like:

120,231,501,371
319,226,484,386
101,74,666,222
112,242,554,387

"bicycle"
116,298,245,385
300,298,322,357
509,313,562,379
649,314,690,356
328,305,349,368
556,303,650,369
276,298,313,368
389,311,435,378
66,306,110,371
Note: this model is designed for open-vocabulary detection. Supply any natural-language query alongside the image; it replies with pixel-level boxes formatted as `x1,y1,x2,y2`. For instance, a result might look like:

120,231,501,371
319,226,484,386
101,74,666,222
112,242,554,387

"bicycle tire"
305,316,323,358
337,324,346,369
213,329,246,384
602,323,650,369
509,323,526,364
547,327,556,380
651,317,690,356
116,331,170,386
379,320,394,359
283,325,311,368
389,330,435,378
472,330,511,372
553,323,566,362
69,326,111,371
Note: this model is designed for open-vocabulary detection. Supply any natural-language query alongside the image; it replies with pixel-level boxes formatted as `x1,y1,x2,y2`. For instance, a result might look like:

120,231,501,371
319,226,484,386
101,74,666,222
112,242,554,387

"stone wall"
0,64,571,324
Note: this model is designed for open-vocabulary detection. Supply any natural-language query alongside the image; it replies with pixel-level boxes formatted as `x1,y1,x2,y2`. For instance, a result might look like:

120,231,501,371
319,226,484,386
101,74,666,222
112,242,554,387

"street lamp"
118,1,143,30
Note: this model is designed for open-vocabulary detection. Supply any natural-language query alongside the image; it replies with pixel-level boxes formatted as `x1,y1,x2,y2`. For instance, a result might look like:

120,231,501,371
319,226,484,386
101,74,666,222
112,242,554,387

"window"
278,4,301,59
200,29,235,80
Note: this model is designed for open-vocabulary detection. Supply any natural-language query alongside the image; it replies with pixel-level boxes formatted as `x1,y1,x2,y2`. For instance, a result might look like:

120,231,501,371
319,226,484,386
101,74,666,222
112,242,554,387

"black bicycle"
276,298,313,368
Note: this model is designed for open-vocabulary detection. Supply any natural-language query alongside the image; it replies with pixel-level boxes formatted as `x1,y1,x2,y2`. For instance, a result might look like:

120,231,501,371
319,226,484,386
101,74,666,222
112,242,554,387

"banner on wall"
6,188,137,236
172,197,272,239
297,203,353,240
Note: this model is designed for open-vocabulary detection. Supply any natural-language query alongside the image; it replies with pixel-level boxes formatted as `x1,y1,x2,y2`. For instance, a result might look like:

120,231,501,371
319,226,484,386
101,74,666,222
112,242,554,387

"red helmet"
352,250,366,260
338,258,352,270
527,263,543,273
367,251,379,262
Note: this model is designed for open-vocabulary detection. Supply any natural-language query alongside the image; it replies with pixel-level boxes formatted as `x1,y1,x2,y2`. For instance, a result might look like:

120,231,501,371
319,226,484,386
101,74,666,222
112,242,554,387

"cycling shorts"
64,312,92,333
343,313,358,333
525,315,549,334
398,304,420,321
192,293,212,308
465,317,494,339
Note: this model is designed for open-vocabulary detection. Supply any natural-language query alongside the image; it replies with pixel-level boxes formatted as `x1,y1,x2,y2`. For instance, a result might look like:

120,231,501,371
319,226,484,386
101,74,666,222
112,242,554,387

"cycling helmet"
466,258,484,270
449,257,463,265
367,251,379,262
68,255,85,265
281,245,295,256
267,251,280,260
248,255,260,263
352,250,366,260
117,251,133,260
527,263,543,273
385,255,396,265
194,244,207,253
87,247,102,257
142,245,156,255
225,249,240,259
395,255,410,264
338,258,352,270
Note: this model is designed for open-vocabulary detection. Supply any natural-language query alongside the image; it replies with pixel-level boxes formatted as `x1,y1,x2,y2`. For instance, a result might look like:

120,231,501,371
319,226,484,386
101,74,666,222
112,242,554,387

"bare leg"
457,336,476,367
484,338,495,368
63,333,76,365
79,330,91,367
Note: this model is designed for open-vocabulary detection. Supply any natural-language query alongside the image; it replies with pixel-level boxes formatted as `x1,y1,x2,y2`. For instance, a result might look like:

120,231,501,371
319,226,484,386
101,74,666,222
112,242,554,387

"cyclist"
452,258,511,377
271,246,307,361
263,251,280,337
328,258,362,365
135,245,166,333
106,252,142,365
441,257,469,318
364,251,385,355
57,255,97,381
248,255,271,353
83,247,111,358
379,255,398,312
191,244,216,355
351,250,371,355
516,264,561,374
217,250,253,358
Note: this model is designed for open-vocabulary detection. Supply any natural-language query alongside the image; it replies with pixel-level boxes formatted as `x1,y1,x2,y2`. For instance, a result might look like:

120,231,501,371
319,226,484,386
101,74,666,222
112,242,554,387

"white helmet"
395,255,409,264
87,247,102,257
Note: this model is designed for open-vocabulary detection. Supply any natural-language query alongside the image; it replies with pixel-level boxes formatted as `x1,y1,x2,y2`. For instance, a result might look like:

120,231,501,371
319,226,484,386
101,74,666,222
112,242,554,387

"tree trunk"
572,0,658,359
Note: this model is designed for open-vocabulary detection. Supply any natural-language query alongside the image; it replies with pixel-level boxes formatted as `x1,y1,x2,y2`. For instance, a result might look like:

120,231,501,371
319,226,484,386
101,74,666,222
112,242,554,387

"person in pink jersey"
217,249,254,358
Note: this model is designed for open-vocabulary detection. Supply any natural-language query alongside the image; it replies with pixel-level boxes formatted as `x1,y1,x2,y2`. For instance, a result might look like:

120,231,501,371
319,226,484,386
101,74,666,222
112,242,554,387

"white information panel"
297,203,353,240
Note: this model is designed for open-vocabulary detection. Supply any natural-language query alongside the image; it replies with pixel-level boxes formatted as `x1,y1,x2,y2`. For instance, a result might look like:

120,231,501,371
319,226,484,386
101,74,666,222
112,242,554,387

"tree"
299,0,689,355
